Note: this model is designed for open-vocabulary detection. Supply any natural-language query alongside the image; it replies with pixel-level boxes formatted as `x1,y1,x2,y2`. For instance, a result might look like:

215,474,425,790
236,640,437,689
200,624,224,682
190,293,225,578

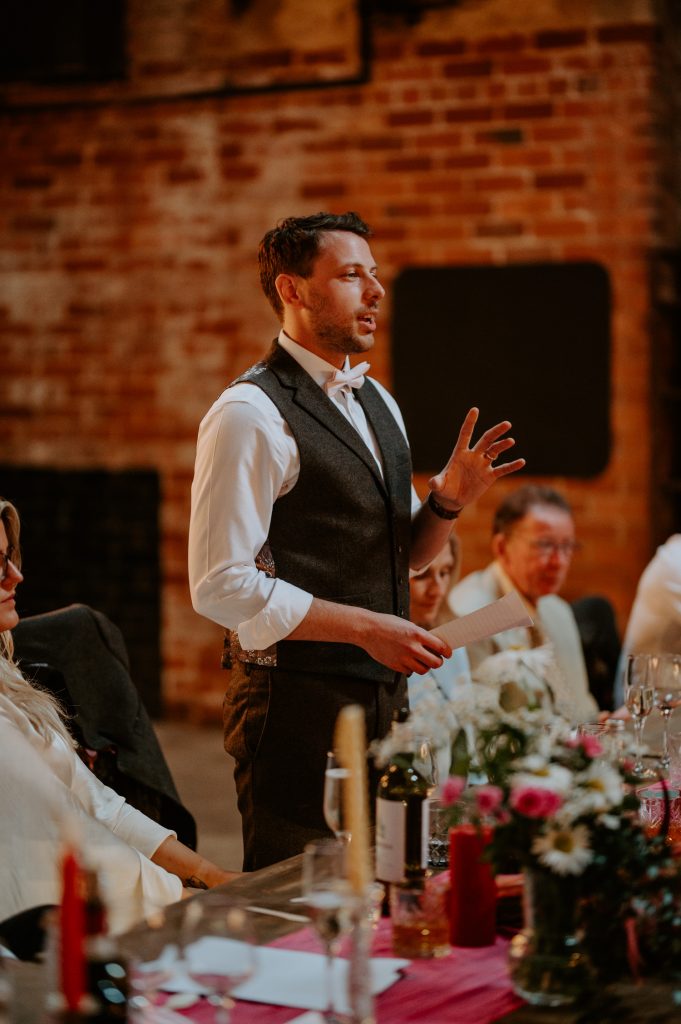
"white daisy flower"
597,814,620,830
574,762,624,813
532,823,593,876
513,763,573,796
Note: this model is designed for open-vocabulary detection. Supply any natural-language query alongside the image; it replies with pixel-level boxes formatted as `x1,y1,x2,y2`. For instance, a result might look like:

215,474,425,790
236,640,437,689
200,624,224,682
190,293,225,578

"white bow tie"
324,361,371,398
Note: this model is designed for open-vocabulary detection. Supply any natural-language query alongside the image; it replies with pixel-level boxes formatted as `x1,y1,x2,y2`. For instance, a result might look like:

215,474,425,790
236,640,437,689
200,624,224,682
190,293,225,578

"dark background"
0,467,162,716
392,262,611,477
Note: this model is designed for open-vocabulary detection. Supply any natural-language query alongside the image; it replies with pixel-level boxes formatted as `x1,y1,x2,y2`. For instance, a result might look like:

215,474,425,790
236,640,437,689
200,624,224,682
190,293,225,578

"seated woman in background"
0,497,236,941
407,535,471,709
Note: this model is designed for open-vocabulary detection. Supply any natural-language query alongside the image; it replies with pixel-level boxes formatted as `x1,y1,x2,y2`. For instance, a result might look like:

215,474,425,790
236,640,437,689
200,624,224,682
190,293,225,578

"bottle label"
375,798,406,883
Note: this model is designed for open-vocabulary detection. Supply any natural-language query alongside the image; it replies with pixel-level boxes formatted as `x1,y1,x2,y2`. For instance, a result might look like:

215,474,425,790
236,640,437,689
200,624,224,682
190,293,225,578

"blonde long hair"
0,497,74,746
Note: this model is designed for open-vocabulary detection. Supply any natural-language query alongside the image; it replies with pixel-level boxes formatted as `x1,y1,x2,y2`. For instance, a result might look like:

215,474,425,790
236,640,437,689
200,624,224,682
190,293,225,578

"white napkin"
161,937,408,1014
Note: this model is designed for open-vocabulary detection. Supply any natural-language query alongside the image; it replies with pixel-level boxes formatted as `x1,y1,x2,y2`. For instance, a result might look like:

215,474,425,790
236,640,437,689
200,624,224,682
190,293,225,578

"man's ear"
491,532,506,560
275,273,303,309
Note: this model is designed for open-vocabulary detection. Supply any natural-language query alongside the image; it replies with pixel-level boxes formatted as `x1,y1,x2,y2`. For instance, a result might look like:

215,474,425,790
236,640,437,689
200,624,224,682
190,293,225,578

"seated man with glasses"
447,484,598,723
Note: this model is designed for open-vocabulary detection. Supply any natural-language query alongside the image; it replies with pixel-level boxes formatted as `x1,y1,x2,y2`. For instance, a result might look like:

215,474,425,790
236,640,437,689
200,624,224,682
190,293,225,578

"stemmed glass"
624,653,657,780
412,736,438,794
650,653,681,773
180,895,256,1024
301,837,354,1024
323,751,351,844
120,909,179,1023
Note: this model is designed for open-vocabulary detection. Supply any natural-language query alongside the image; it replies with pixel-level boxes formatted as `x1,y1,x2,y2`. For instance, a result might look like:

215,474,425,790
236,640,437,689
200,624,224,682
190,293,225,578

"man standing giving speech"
189,211,524,869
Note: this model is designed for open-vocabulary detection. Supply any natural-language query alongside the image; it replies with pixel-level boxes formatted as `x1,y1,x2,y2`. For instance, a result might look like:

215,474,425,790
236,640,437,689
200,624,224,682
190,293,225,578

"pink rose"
580,734,603,759
475,785,504,816
440,775,466,807
565,734,604,759
510,786,563,819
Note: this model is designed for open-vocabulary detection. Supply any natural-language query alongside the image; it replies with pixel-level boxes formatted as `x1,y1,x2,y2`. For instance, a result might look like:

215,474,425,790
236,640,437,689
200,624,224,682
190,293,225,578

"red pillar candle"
448,824,496,947
60,846,86,1012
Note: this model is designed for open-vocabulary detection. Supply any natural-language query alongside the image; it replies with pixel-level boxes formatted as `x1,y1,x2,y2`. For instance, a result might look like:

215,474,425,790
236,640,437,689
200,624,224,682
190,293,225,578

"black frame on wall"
0,467,162,717
391,262,611,478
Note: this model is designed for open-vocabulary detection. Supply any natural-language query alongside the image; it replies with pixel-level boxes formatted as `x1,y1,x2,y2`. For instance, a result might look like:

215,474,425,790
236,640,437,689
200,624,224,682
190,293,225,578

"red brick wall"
1,0,674,717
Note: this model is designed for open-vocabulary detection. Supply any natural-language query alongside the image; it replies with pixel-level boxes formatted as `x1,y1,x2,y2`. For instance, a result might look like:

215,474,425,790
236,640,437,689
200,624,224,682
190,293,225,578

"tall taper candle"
60,845,86,1011
334,704,371,894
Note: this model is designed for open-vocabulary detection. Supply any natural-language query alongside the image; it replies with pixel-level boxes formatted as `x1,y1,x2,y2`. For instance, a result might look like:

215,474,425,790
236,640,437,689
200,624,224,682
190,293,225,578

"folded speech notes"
430,590,533,650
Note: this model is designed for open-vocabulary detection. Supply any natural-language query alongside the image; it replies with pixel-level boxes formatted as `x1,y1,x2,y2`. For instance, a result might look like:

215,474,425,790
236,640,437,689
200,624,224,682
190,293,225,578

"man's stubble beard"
307,300,374,357
318,324,373,356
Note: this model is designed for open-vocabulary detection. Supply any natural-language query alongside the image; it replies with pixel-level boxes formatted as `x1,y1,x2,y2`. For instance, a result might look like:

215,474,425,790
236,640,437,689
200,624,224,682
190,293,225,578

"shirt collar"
492,560,538,617
278,330,350,389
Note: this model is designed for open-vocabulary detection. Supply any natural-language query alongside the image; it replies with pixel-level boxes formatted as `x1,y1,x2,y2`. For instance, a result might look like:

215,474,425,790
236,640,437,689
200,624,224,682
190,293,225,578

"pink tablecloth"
224,919,523,1024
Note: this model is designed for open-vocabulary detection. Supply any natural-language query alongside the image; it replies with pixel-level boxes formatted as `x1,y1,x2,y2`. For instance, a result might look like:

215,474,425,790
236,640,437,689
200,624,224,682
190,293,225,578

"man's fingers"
409,651,446,674
493,457,526,478
453,407,479,451
474,420,513,449
418,632,451,658
485,437,516,459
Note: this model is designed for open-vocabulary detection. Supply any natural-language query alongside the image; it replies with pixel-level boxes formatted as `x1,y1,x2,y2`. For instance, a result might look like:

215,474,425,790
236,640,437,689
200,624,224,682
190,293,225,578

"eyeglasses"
0,546,18,582
526,539,581,559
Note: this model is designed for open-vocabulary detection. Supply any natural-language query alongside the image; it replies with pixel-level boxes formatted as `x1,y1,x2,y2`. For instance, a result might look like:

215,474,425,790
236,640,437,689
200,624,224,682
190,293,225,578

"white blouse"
0,695,183,935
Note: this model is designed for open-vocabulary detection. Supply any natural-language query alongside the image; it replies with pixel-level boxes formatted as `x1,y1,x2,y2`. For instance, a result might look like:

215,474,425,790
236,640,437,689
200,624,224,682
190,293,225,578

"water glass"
302,838,353,1024
650,653,681,772
323,751,351,843
390,875,450,959
180,895,256,1024
624,654,657,779
427,798,450,869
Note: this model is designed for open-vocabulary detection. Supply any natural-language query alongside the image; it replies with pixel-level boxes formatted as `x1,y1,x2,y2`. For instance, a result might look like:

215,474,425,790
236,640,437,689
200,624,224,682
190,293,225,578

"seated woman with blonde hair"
0,497,236,943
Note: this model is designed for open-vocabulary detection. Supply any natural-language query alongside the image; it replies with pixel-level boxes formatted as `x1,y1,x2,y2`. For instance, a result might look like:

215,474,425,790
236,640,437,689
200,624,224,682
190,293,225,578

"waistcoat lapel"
264,343,388,494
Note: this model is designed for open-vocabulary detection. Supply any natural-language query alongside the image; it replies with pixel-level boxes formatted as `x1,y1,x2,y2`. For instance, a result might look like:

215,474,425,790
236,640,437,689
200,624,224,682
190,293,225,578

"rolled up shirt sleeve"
189,387,313,649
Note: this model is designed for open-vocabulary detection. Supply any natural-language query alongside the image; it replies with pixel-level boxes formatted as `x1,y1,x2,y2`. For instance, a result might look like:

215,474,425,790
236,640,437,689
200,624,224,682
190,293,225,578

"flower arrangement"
389,687,681,986
471,645,557,713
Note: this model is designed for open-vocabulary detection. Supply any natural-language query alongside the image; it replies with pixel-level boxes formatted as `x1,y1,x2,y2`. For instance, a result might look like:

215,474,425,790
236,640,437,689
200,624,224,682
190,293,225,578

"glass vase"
508,867,593,1007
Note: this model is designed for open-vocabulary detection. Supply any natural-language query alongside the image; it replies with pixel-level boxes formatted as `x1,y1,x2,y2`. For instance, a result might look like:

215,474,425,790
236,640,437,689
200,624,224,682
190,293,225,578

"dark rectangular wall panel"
392,262,611,477
0,467,161,716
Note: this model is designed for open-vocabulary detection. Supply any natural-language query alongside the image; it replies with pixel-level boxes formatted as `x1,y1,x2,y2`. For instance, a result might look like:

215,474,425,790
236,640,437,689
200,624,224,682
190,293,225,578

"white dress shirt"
189,331,420,651
615,534,681,706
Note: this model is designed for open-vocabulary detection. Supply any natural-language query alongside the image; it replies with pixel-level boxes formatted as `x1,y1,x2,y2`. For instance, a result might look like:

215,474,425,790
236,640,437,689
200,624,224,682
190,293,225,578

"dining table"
5,850,678,1024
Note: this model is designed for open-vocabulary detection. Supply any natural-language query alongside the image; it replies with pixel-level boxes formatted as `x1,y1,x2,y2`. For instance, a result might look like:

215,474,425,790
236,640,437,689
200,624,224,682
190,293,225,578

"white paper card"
161,938,409,1014
430,590,533,650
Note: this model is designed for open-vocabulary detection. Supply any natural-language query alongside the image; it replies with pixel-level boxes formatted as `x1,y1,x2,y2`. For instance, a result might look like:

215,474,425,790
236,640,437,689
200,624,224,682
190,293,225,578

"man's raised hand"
428,407,525,512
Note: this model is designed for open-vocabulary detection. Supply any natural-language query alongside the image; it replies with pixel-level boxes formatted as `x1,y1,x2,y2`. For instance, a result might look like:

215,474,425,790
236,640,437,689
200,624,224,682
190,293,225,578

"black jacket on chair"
13,603,196,850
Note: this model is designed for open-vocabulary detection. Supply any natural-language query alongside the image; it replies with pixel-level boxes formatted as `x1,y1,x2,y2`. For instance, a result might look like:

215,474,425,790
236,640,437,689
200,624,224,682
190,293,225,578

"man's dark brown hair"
258,211,372,319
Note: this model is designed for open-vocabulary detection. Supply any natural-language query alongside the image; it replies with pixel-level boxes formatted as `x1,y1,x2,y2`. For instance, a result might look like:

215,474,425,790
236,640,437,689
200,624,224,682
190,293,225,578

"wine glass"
624,653,657,780
120,910,180,1023
180,895,256,1024
650,653,681,773
412,736,438,794
323,751,351,844
301,837,354,1024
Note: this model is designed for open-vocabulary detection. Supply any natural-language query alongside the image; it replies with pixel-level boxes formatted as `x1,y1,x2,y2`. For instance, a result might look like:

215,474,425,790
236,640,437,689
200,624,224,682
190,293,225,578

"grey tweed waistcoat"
232,341,412,684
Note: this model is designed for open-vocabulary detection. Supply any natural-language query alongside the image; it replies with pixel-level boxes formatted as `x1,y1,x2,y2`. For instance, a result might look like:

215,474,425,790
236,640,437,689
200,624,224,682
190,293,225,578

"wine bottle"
375,710,430,888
